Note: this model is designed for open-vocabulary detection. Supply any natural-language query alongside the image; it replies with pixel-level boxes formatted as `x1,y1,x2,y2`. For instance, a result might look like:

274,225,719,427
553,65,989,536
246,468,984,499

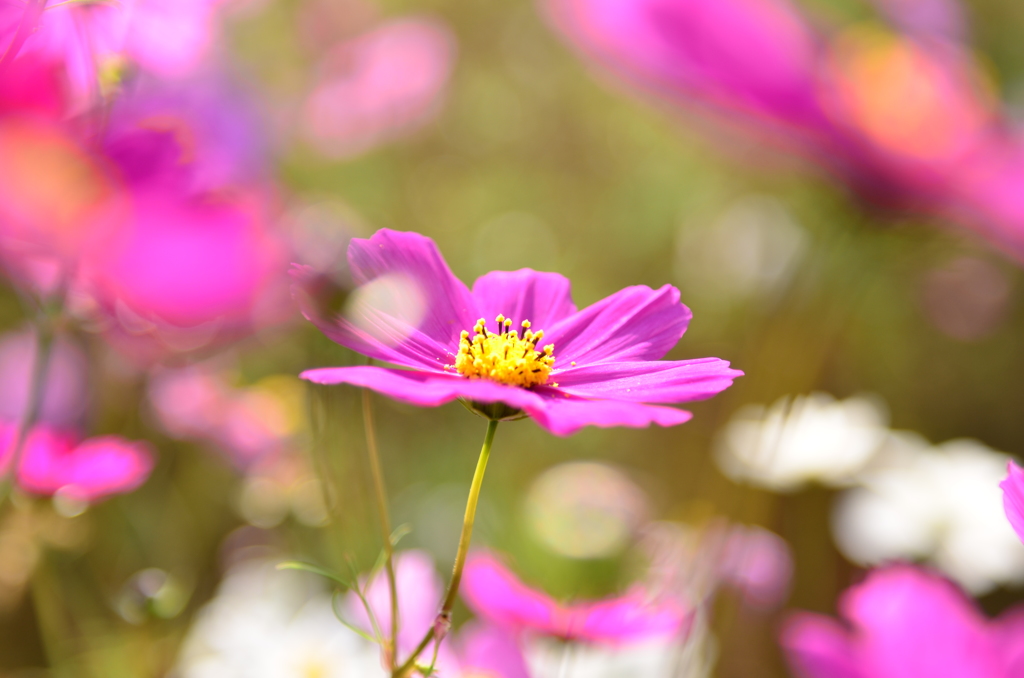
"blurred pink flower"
461,550,689,645
301,16,455,158
545,0,829,148
0,424,154,502
149,363,293,469
0,329,88,428
297,229,741,436
1000,460,1024,545
1,0,224,106
543,0,1024,260
79,191,286,349
782,564,1024,678
719,524,793,610
346,549,530,677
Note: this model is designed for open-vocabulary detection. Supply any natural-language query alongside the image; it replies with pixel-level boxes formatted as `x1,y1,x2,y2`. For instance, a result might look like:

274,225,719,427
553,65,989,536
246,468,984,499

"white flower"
525,620,714,678
174,559,382,678
832,433,1024,594
715,393,889,491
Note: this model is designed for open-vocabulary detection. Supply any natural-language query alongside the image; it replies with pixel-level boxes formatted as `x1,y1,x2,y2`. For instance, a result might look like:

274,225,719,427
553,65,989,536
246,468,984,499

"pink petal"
842,566,1000,677
1001,460,1024,544
125,0,218,77
291,264,454,371
300,366,694,436
545,284,692,365
9,428,153,501
300,366,545,412
993,605,1024,676
60,436,155,501
545,0,826,134
574,590,688,645
461,552,558,632
347,229,478,351
302,17,455,159
553,359,741,403
82,190,284,330
456,622,531,678
529,392,692,437
471,269,577,333
462,551,688,645
781,613,861,678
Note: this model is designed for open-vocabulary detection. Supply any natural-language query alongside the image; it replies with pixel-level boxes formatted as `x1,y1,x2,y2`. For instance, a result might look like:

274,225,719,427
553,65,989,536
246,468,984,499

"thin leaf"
331,590,381,645
276,561,352,590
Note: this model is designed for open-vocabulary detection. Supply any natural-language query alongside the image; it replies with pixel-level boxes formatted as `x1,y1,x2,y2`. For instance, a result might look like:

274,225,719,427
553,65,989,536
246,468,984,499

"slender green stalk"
393,419,498,677
0,322,54,508
363,388,399,670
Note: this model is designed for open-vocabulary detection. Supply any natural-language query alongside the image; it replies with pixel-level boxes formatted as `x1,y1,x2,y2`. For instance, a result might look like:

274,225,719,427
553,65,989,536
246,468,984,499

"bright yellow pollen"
452,316,555,388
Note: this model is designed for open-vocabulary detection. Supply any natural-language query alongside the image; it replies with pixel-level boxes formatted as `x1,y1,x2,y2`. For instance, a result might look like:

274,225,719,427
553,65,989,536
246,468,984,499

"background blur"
3,0,1024,676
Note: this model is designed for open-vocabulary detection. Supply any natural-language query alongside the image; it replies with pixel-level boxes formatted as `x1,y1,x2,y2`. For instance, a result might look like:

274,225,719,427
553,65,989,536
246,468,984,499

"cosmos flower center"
450,315,555,388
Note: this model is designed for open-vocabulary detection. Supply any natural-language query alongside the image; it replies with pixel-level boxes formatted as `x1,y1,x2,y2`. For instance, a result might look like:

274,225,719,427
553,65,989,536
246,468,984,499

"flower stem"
362,388,399,670
392,418,498,677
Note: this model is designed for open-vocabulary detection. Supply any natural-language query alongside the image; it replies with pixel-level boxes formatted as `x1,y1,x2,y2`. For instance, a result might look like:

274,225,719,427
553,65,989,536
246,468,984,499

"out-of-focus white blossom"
832,433,1024,594
528,639,704,678
715,393,889,491
174,559,381,678
674,195,808,308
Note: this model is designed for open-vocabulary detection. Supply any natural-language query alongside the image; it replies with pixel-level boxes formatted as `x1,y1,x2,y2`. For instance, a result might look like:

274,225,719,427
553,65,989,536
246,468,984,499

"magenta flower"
782,564,1024,678
296,229,740,435
543,0,1024,261
544,0,830,148
78,191,286,353
1000,460,1024,544
346,549,531,677
461,551,689,645
0,424,154,502
1,0,223,107
301,16,456,159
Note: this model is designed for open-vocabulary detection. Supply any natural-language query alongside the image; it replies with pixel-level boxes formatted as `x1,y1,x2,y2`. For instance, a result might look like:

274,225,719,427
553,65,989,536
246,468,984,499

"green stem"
393,419,498,677
0,322,54,508
363,388,399,670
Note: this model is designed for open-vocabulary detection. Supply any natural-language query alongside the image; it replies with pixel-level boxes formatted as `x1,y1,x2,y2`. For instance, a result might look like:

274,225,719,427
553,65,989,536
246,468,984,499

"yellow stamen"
453,316,555,388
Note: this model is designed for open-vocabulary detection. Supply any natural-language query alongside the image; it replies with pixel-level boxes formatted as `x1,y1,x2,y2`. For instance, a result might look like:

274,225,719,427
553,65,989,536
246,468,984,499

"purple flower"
296,229,741,436
1001,460,1024,544
781,564,1024,678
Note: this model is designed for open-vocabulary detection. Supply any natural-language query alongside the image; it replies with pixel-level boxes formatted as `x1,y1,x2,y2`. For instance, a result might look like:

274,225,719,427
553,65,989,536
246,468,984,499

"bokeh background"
3,0,1024,675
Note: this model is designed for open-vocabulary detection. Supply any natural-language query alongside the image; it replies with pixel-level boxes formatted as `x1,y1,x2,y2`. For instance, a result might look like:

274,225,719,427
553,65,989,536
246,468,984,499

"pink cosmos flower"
148,364,296,469
461,551,689,645
782,564,1024,678
543,0,1024,261
296,229,741,436
301,16,455,159
346,549,530,677
78,190,286,350
0,423,154,502
1,0,223,106
1000,460,1024,544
